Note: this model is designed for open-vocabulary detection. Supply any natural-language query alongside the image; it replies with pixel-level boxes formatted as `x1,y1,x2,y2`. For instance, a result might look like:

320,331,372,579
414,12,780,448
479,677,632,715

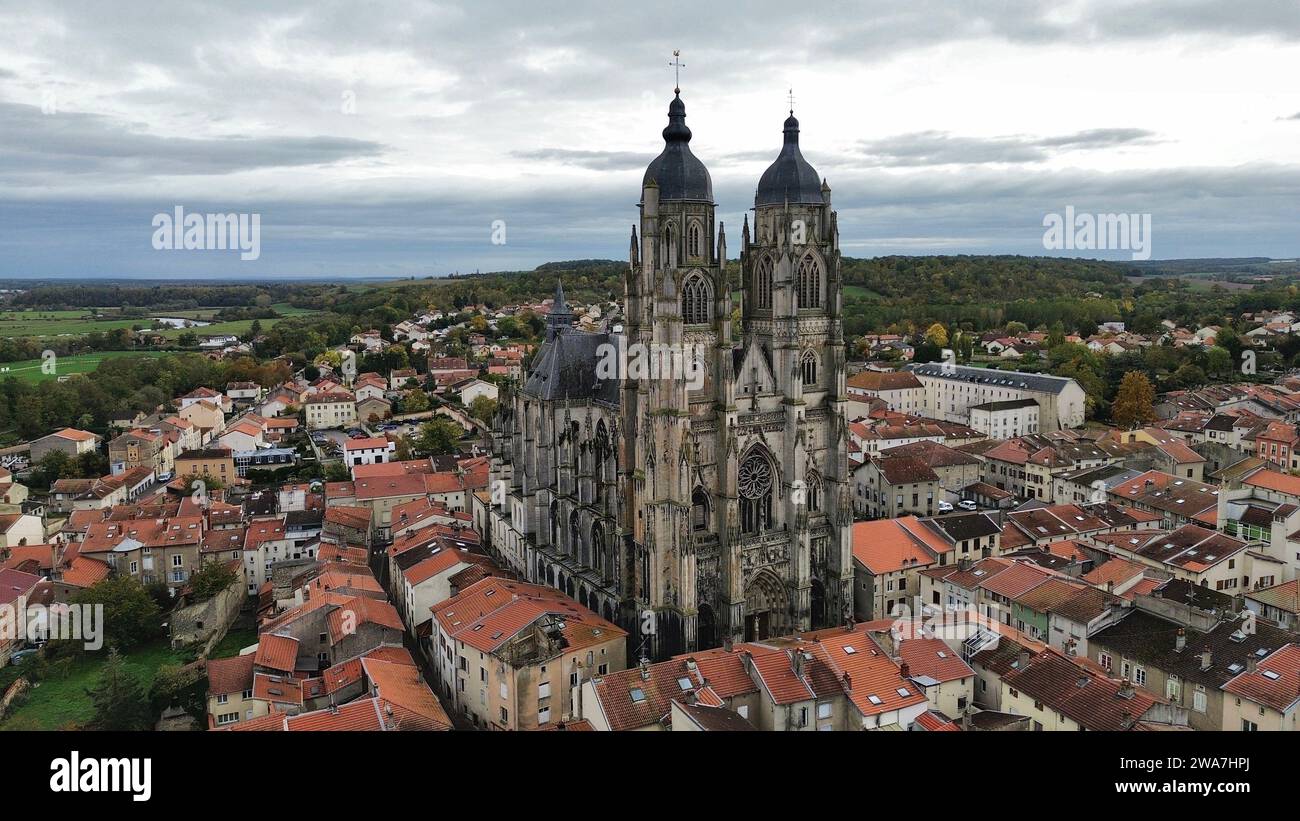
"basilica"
487,87,853,660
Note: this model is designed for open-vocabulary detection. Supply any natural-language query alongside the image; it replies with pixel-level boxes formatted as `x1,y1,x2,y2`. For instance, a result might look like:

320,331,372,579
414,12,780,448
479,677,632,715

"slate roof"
755,114,823,207
642,93,712,202
904,363,1077,394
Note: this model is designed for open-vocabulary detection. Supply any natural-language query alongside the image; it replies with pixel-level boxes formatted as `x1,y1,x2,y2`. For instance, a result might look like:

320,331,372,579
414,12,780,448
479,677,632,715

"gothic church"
489,87,852,660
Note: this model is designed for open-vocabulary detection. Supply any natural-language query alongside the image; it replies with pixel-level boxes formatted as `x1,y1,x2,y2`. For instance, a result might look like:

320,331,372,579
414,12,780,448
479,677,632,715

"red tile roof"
898,638,974,684
253,634,299,673
1222,643,1300,713
206,654,255,696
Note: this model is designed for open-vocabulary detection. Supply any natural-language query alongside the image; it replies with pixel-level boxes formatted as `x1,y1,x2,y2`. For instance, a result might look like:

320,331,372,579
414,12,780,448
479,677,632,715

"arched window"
739,450,774,534
691,487,710,531
754,255,773,310
688,222,703,259
797,253,821,309
550,500,559,547
569,510,581,559
681,273,710,325
662,222,678,269
594,421,611,503
591,521,606,575
805,471,822,512
801,349,818,386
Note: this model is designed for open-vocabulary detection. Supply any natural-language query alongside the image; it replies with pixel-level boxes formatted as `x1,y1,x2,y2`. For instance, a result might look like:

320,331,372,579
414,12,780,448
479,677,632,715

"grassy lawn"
157,314,314,340
0,641,189,730
0,313,153,337
209,628,257,659
0,350,169,383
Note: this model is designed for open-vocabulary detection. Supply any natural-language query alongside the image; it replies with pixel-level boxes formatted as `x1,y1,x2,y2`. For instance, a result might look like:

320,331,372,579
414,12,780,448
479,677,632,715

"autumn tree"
1112,371,1156,429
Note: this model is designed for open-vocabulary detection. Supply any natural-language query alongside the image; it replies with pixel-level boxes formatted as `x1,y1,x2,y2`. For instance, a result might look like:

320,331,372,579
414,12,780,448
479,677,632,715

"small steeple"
546,279,574,338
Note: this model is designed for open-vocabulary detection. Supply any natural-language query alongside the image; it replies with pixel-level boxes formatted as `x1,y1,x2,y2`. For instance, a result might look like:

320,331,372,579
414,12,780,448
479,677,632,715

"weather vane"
788,87,795,115
669,49,685,93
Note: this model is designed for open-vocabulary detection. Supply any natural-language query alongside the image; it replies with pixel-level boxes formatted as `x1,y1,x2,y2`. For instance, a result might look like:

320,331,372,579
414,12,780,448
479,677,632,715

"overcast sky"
1,0,1299,278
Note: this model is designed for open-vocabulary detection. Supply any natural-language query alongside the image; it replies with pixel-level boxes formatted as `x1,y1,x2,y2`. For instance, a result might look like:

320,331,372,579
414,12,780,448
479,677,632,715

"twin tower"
491,87,852,661
620,89,853,656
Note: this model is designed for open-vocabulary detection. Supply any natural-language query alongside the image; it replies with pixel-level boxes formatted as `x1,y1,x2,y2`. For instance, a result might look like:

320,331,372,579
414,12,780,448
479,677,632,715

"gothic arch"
687,219,704,260
691,486,710,532
797,251,823,309
805,468,823,512
662,220,679,269
744,570,788,641
753,254,773,310
738,445,776,535
801,348,818,387
591,520,606,575
697,603,717,650
681,270,711,325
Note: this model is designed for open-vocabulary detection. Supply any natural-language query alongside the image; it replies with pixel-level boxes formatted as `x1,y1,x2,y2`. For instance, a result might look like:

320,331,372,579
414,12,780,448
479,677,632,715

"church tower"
729,106,854,640
622,87,734,657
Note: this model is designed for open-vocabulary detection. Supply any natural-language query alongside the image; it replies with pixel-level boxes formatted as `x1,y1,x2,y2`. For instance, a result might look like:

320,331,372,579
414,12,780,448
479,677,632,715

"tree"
1112,370,1156,429
324,462,352,482
469,395,498,424
402,389,430,413
416,417,465,455
86,648,152,731
150,662,206,718
187,561,237,602
924,322,949,348
69,576,163,652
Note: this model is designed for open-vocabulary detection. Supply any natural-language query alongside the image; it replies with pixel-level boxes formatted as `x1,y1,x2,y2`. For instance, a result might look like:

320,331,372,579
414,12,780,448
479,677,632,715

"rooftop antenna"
669,49,685,94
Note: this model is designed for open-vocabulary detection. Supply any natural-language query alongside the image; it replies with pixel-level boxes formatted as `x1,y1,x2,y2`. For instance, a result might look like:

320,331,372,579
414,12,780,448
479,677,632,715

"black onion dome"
755,113,823,207
642,92,713,202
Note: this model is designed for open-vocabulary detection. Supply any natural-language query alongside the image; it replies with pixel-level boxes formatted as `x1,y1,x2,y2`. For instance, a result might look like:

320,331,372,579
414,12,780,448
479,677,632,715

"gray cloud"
510,148,655,170
0,102,385,179
856,128,1160,167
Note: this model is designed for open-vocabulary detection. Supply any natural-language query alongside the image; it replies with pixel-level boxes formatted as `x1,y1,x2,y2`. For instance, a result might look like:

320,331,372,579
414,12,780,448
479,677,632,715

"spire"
546,279,574,338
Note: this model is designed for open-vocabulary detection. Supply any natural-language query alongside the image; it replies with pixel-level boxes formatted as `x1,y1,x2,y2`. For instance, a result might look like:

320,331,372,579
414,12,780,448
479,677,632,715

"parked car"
157,472,174,482
958,500,979,511
10,648,40,665
937,501,954,513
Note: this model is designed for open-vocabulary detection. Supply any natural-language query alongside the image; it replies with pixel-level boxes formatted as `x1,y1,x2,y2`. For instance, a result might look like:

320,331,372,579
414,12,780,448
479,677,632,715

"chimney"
723,636,734,652
1063,639,1077,658
639,656,651,682
1247,656,1258,674
1199,651,1212,671
899,661,911,679
958,557,973,572
793,650,805,678
1175,628,1186,652
1017,650,1030,669
1118,678,1135,699
841,671,852,691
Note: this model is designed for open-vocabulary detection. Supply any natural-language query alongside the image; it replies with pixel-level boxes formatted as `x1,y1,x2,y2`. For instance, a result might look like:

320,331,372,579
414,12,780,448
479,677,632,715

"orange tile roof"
898,638,974,684
817,630,928,719
327,596,404,644
253,634,299,673
851,516,944,575
360,657,453,731
207,653,255,695
434,577,625,655
61,556,111,588
1221,643,1300,713
253,672,304,706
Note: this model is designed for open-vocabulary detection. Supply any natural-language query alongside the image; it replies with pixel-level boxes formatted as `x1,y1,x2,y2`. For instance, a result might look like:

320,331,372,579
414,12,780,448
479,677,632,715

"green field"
208,627,257,659
0,641,188,730
0,306,319,341
0,311,153,337
0,350,169,383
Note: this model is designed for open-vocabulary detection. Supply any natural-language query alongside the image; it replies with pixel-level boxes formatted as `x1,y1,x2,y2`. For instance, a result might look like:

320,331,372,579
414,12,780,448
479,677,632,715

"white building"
343,437,396,468
905,363,1086,431
968,399,1040,438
